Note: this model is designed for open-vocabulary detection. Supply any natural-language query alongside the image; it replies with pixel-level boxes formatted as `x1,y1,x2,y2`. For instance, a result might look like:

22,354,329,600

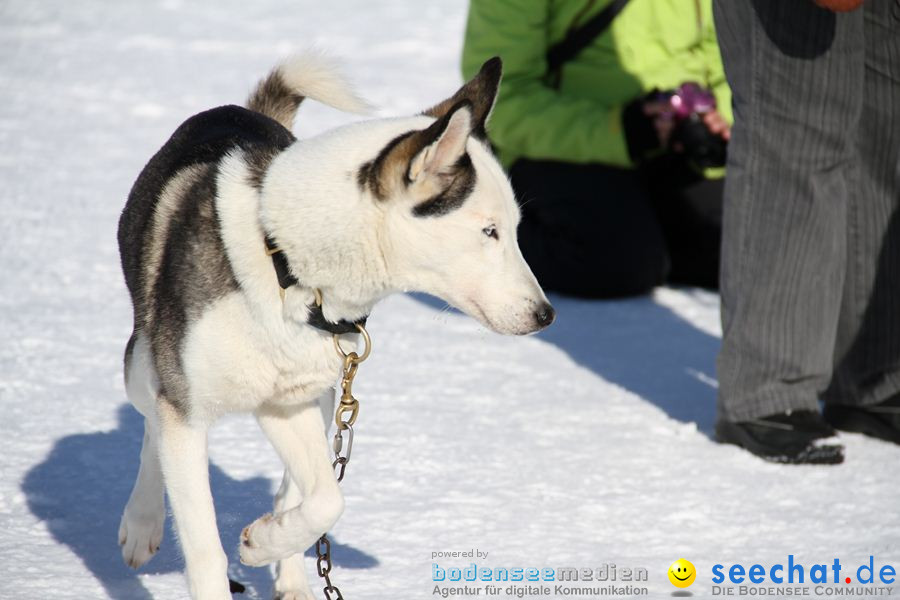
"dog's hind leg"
119,421,166,568
272,471,315,600
158,399,231,600
240,395,344,568
119,334,166,569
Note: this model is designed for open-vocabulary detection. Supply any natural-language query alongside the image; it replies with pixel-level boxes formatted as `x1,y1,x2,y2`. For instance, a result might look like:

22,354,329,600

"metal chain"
316,323,371,600
315,532,343,600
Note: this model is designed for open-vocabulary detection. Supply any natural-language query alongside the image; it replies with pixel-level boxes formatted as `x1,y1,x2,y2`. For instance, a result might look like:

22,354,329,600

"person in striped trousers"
714,0,900,463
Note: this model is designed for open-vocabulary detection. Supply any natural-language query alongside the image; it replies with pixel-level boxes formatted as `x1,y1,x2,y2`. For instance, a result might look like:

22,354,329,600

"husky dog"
116,53,554,600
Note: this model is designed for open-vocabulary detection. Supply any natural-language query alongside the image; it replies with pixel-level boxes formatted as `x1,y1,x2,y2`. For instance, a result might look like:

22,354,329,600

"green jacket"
461,0,732,171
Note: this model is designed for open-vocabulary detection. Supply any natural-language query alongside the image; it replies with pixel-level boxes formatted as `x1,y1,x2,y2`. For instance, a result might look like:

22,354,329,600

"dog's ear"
359,101,474,202
422,56,502,140
408,101,472,183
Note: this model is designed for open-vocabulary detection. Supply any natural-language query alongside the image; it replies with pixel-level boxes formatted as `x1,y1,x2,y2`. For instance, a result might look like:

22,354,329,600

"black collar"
264,236,367,335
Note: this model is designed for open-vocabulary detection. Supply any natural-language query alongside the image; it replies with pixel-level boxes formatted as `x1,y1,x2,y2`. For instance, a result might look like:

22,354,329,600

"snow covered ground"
2,1,899,599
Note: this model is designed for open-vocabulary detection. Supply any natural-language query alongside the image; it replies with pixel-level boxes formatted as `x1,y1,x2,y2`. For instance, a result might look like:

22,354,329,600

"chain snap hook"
315,301,374,600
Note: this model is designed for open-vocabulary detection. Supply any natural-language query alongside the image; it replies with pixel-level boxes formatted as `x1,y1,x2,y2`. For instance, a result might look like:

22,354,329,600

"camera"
657,82,727,168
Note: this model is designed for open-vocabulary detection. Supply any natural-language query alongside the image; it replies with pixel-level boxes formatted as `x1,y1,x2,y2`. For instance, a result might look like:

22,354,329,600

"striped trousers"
714,0,900,421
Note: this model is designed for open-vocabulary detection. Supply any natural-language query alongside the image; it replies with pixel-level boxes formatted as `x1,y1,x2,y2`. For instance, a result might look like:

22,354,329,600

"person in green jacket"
462,0,733,298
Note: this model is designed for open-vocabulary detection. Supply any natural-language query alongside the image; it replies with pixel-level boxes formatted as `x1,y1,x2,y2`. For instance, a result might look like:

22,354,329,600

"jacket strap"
546,0,631,85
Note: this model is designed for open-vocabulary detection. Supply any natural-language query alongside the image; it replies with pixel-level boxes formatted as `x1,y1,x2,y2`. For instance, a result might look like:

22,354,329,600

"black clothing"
509,156,722,298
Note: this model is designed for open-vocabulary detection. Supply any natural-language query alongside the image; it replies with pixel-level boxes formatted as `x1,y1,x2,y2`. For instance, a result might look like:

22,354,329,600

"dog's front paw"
118,508,164,569
240,513,288,566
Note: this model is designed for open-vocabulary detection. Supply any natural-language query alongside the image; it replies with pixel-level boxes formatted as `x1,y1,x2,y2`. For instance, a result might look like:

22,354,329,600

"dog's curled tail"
247,51,370,130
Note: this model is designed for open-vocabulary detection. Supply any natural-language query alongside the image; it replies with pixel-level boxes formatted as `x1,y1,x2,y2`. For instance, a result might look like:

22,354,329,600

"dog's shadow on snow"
22,404,377,600
412,291,720,433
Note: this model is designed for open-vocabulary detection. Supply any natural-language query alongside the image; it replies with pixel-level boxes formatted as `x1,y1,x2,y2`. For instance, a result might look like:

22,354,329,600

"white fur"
261,114,546,334
122,57,551,600
277,51,371,115
119,335,165,569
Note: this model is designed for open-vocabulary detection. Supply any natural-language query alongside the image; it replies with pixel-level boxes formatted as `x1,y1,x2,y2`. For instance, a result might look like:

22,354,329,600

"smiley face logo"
668,558,696,588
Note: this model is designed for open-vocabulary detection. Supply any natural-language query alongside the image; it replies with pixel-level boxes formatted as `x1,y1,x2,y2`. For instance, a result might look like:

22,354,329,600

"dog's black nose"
534,302,556,328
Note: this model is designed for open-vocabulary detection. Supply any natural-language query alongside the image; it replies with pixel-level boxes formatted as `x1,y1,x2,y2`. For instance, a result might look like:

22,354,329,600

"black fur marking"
151,163,240,414
356,160,375,193
119,105,295,318
245,145,282,190
356,130,417,200
118,105,296,415
412,153,476,217
422,56,502,141
357,101,475,203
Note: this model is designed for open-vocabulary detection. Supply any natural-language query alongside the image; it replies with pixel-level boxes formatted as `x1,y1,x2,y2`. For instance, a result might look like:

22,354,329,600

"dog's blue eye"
483,225,498,240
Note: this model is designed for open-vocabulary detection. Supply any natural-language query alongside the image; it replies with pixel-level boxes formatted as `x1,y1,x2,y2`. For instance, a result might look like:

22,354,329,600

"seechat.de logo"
668,558,697,588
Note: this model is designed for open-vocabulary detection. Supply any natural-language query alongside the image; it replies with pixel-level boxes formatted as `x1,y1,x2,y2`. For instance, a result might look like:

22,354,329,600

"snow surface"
1,1,899,599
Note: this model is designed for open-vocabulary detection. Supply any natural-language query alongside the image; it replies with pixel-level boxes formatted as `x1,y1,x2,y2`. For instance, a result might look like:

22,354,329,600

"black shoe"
716,410,844,464
824,394,900,445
